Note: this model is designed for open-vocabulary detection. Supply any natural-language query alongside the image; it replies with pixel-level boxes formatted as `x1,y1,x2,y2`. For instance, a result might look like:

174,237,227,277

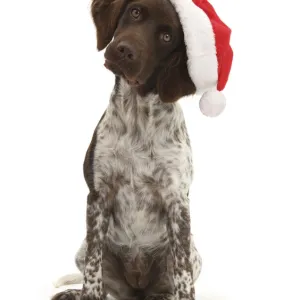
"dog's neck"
105,77,187,142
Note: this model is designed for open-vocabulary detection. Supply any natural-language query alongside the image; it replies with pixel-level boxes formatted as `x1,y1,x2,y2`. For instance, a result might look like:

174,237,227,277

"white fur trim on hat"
199,90,226,117
168,0,218,93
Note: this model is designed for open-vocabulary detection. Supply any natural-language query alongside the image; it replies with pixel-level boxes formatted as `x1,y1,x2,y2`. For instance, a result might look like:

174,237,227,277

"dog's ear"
157,49,196,103
91,0,126,51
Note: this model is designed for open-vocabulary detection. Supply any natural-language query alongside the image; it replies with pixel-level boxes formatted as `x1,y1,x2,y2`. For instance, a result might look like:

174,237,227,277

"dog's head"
91,0,196,102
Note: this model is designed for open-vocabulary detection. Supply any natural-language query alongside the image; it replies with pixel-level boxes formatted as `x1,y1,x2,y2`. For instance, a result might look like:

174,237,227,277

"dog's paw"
51,289,81,300
145,294,173,300
80,295,106,300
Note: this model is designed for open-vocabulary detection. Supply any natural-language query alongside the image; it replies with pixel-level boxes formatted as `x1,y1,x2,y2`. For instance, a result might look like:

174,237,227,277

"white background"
0,0,299,299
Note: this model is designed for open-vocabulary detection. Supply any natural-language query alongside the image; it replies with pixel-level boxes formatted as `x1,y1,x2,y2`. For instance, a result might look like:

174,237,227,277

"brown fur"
92,0,196,103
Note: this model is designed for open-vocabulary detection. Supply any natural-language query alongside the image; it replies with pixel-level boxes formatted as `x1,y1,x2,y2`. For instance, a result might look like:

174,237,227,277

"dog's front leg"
81,187,113,300
165,192,195,300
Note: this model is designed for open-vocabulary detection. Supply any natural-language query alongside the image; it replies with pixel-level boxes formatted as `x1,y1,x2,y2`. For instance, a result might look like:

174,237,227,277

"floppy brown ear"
157,49,196,103
91,0,126,51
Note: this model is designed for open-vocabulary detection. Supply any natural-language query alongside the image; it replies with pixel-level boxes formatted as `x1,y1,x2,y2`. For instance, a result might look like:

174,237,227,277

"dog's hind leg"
190,236,202,283
53,240,86,288
75,239,87,273
51,238,107,300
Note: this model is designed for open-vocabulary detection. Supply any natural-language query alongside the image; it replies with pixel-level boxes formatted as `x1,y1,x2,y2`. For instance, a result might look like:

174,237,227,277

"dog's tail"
53,273,83,288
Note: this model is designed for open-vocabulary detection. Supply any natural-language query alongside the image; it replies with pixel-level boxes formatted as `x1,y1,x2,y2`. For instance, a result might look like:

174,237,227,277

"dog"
52,0,202,299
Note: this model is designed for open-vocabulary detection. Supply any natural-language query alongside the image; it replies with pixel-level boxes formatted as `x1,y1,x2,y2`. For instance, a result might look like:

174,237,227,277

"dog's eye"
131,8,141,19
160,33,172,43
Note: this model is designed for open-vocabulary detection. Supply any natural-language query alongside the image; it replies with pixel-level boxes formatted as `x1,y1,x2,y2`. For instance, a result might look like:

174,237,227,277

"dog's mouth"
104,60,141,87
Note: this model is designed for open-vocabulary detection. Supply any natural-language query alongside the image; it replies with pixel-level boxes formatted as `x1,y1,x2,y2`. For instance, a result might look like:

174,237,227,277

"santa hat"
169,0,233,117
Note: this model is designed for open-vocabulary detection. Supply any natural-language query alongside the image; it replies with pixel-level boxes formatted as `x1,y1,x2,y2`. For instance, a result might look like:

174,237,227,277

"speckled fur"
52,78,202,300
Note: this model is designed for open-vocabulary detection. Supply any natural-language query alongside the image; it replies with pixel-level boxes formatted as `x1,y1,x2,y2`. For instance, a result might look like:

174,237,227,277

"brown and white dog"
52,0,202,299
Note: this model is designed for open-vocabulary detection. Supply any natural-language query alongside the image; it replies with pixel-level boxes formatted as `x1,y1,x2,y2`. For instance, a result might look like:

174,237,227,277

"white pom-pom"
199,90,226,117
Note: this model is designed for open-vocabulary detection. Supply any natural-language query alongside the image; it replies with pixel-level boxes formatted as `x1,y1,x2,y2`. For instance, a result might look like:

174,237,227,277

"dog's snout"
104,39,143,82
117,42,136,61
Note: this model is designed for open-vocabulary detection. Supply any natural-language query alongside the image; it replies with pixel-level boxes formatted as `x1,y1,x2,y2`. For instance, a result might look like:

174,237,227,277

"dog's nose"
117,42,136,61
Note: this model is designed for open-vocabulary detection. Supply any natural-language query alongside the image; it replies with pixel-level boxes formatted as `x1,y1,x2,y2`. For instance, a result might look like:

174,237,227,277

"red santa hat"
169,0,233,117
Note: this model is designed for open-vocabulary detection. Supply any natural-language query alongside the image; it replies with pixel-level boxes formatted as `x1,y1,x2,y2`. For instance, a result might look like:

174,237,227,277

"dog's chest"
93,84,193,249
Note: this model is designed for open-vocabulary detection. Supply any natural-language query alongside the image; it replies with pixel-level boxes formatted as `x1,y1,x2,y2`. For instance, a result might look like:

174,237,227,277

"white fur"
169,0,218,93
93,80,193,252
